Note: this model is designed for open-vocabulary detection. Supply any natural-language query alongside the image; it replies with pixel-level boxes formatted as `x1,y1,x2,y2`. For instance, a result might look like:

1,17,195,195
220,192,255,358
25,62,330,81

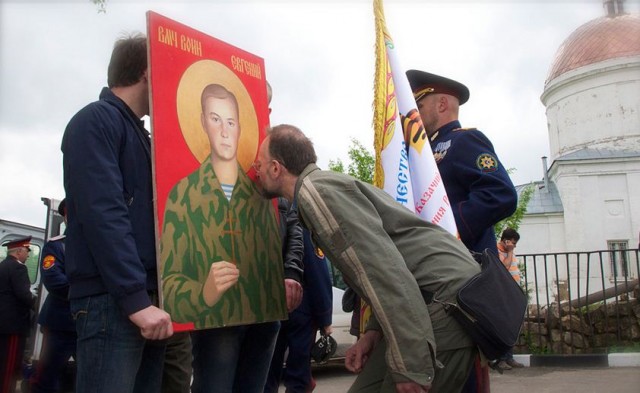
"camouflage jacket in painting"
161,160,286,329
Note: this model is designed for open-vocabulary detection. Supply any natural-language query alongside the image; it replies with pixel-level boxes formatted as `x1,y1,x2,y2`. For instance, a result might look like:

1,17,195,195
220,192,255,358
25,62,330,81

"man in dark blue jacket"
30,199,76,393
406,70,517,255
265,229,333,393
61,34,172,393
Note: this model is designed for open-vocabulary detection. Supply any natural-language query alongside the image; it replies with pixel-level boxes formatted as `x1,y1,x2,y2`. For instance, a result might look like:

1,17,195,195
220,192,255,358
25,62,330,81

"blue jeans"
265,312,317,393
191,321,280,393
70,293,167,393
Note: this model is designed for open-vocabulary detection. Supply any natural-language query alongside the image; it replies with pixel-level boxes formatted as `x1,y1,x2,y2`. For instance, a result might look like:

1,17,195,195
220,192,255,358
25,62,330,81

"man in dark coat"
30,199,76,393
406,70,517,256
265,229,333,393
0,236,35,393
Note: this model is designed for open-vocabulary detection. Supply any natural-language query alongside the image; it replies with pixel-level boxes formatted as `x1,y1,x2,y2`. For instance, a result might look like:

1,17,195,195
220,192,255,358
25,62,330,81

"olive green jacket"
161,160,286,329
294,164,480,386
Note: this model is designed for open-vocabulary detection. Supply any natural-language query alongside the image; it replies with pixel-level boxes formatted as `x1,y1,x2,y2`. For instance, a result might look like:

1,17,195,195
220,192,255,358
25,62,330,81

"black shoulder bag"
438,249,528,360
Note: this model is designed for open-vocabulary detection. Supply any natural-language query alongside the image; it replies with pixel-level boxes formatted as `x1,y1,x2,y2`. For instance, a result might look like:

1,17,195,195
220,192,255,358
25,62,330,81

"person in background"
407,70,518,393
0,237,35,393
61,34,173,393
265,81,314,390
342,286,361,340
270,83,305,315
265,229,333,393
495,228,524,371
30,199,77,393
254,124,481,393
161,331,192,393
277,197,304,314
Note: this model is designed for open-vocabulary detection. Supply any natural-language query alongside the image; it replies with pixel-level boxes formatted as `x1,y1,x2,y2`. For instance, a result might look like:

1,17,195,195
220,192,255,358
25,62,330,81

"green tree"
327,158,345,175
328,138,374,184
493,178,535,300
327,138,374,288
494,181,535,237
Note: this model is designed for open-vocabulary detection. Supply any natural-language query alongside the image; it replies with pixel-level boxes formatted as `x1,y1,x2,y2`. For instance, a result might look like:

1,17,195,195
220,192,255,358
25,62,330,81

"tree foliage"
494,182,535,238
327,158,345,175
328,138,374,184
91,0,107,13
327,139,374,289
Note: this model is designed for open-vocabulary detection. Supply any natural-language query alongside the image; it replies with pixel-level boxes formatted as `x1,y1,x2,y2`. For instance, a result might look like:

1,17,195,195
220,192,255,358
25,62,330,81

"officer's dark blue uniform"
406,69,517,255
30,233,77,393
265,230,333,393
429,120,517,254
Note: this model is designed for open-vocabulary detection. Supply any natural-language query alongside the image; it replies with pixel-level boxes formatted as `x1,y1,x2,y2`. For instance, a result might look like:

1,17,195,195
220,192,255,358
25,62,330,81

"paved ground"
489,367,640,393
300,364,640,392
16,363,640,392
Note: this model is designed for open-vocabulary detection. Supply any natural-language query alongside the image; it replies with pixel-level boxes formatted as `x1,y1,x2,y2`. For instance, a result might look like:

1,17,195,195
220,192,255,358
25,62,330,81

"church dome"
545,12,640,84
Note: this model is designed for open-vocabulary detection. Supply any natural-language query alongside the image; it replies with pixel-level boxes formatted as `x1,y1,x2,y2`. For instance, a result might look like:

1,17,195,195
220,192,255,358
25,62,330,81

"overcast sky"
1,0,638,228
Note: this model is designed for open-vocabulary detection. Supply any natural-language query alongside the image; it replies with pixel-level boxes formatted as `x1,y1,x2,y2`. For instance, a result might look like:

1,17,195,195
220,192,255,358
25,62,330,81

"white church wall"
542,57,640,161
600,173,632,241
628,170,640,247
518,213,565,255
520,159,640,306
550,159,640,251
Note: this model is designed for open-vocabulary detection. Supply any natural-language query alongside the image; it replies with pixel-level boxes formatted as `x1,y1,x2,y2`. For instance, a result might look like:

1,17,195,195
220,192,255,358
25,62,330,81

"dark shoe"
496,360,512,370
507,359,524,368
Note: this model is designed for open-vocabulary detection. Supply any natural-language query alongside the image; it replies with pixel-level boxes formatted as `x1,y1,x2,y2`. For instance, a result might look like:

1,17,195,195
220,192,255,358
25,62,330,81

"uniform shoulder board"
452,127,477,132
49,234,66,241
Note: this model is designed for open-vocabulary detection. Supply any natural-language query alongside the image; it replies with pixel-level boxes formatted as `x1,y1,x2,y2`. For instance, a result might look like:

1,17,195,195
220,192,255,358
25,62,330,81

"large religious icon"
147,12,286,331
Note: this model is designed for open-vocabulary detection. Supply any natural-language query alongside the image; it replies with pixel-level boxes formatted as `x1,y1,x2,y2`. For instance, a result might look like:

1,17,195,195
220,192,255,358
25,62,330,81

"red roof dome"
545,13,640,84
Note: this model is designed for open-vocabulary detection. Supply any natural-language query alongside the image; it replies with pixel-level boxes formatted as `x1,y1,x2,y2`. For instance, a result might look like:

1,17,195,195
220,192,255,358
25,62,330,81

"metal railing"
518,249,640,354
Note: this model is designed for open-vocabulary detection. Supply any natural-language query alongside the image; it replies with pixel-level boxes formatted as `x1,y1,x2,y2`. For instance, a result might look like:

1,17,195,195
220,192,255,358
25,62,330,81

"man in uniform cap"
407,70,518,390
0,236,35,393
406,69,517,255
30,199,77,393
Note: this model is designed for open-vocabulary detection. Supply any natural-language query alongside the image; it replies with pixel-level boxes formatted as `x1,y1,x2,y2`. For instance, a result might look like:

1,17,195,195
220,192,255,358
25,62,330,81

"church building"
517,0,639,292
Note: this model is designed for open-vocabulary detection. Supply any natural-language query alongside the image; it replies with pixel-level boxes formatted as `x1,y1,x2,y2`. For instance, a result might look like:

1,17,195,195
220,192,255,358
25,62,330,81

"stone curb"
512,353,640,367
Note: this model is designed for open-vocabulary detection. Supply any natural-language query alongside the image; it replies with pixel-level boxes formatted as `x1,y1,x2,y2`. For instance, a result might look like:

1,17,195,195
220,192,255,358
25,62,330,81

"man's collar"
293,163,320,203
99,87,147,132
430,120,461,142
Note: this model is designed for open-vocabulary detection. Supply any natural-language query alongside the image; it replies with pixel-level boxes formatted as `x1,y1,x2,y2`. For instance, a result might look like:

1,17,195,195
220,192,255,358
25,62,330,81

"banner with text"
372,0,457,235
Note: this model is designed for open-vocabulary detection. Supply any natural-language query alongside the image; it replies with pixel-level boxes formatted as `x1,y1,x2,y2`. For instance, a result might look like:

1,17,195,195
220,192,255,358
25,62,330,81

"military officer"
406,69,517,255
407,70,518,393
30,199,76,393
0,236,35,393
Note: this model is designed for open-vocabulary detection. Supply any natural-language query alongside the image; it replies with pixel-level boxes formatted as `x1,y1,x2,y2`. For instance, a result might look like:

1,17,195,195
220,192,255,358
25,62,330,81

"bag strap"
432,296,478,324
